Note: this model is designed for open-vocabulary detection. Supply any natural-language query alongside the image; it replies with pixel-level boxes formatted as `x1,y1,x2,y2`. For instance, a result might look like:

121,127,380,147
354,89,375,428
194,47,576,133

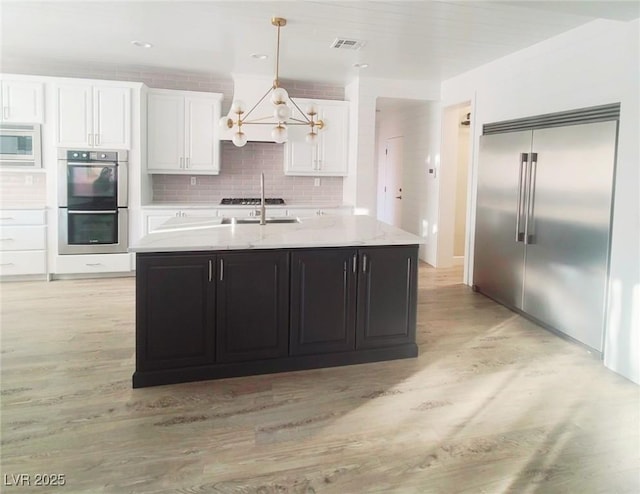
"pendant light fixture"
220,17,325,147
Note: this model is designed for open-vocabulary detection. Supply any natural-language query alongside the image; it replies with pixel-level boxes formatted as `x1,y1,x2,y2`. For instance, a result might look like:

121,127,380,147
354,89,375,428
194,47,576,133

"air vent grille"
331,38,366,50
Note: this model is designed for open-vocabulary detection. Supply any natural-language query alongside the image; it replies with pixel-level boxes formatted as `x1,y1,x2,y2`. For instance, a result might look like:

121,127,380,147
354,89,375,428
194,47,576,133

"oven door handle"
67,210,119,215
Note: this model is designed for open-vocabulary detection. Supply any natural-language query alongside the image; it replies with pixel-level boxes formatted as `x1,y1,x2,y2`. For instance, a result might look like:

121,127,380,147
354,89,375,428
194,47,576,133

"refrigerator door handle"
524,152,538,244
516,153,528,242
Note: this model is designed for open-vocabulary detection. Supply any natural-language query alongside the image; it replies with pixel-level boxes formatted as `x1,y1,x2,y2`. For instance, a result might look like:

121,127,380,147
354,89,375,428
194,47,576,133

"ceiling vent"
330,38,366,50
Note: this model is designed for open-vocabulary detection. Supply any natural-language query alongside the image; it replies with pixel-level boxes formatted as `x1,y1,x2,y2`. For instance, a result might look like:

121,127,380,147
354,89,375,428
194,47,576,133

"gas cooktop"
220,198,286,206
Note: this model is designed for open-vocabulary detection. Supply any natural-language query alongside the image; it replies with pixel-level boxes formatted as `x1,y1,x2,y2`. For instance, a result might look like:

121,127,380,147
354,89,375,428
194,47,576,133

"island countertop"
130,215,424,253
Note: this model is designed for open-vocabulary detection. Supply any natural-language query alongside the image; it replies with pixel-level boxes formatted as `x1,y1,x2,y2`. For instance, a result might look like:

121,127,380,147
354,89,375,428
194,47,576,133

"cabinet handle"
185,157,190,168
0,217,15,220
352,254,357,273
0,238,14,241
362,254,367,273
0,262,14,266
3,106,9,119
95,133,100,146
180,157,184,168
208,259,213,282
407,257,411,278
88,133,93,146
85,263,103,267
219,259,224,281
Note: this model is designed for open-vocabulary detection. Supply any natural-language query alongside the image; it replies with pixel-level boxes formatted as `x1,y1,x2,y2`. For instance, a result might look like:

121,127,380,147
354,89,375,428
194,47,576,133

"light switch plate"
190,177,197,186
314,178,321,187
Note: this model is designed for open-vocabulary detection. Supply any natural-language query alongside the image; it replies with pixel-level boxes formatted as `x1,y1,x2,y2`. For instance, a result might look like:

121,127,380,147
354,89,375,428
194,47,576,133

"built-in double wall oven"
58,149,128,254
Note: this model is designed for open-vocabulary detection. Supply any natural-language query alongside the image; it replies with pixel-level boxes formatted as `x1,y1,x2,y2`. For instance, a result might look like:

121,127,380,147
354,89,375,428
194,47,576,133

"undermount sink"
221,217,300,225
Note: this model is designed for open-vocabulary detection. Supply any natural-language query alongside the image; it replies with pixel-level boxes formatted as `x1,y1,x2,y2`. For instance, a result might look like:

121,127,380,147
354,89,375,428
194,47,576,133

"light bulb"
271,87,289,105
272,125,288,144
306,103,318,116
273,103,292,121
232,131,247,147
231,100,245,114
219,116,234,129
306,131,318,144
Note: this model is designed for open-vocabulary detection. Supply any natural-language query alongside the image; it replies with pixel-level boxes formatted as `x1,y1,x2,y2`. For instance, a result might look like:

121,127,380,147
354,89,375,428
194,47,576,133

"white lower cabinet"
55,253,132,274
0,209,47,279
143,208,219,234
287,206,353,218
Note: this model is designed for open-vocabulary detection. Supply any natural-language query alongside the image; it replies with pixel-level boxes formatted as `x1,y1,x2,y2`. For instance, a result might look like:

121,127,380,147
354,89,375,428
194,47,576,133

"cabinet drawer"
0,251,46,276
0,226,46,251
55,253,132,274
0,210,46,225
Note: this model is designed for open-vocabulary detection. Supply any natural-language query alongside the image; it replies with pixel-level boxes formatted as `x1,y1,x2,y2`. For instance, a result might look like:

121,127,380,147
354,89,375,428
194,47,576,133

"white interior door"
383,136,404,227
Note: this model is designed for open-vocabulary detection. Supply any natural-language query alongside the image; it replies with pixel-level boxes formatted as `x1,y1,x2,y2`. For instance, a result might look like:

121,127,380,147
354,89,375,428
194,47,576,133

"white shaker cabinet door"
147,92,185,172
93,86,131,149
1,80,44,123
55,84,93,147
284,140,316,175
316,103,348,175
185,96,220,173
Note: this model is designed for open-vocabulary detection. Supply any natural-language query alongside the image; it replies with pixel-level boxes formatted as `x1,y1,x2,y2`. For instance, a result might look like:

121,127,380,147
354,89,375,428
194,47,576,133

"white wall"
441,19,640,384
344,76,440,216
375,101,441,265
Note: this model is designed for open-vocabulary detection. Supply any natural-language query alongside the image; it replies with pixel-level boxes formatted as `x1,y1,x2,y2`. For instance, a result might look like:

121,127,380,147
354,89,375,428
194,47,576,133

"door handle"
524,152,538,245
516,153,528,242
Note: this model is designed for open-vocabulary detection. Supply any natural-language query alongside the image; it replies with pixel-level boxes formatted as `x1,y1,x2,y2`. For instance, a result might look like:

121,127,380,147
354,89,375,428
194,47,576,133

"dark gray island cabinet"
134,245,418,387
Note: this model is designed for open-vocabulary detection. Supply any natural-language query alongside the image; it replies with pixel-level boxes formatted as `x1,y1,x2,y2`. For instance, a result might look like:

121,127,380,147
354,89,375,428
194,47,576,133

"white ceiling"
1,1,638,84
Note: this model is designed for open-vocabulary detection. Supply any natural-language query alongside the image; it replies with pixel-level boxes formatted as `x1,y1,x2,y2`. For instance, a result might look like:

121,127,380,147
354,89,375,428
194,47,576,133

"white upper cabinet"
147,89,222,175
0,80,44,123
284,98,349,176
55,83,131,149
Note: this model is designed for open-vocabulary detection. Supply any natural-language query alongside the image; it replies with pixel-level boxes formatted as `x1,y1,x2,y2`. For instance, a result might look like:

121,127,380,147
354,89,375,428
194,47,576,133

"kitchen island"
130,215,423,388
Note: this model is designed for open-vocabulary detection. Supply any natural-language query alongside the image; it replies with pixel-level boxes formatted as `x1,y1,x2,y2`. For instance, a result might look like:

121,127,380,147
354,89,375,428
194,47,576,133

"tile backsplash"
3,59,346,206
0,172,47,208
152,142,343,205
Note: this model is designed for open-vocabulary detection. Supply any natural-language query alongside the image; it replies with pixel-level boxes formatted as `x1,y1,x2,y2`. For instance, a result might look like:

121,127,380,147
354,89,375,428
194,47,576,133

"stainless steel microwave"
0,123,42,168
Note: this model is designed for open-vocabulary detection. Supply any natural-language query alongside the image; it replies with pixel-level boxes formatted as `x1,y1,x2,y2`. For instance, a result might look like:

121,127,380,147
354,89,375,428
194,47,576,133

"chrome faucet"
260,172,266,225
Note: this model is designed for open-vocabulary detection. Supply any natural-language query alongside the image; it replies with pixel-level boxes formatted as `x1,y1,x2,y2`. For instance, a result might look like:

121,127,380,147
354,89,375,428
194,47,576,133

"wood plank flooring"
1,264,638,493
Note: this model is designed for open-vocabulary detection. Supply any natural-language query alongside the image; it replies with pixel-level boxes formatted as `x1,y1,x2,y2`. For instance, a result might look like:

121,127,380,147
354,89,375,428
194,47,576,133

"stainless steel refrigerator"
473,106,618,352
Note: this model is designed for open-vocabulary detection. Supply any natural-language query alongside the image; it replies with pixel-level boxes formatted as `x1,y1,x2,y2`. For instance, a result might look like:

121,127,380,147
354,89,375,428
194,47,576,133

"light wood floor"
1,264,638,493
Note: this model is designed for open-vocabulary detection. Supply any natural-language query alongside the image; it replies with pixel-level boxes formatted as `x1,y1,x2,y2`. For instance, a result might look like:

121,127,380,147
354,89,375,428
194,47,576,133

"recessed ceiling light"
353,63,369,69
251,53,269,60
131,40,153,48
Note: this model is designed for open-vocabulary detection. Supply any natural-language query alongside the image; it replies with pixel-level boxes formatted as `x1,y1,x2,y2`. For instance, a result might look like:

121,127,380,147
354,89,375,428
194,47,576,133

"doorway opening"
437,102,473,282
379,136,404,227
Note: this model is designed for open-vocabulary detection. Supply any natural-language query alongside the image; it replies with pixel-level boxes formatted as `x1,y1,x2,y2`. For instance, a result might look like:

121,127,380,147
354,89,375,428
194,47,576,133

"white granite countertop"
130,215,423,253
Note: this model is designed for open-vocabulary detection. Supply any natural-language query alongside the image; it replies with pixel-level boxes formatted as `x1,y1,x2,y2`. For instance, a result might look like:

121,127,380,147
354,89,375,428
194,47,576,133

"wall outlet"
190,177,197,186
314,178,321,187
25,175,33,185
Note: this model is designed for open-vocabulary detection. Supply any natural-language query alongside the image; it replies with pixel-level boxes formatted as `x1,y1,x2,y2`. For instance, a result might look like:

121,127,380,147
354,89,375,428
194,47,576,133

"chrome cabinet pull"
352,253,357,273
219,259,224,281
515,153,528,242
362,254,367,273
0,238,14,241
85,263,103,266
0,217,15,220
0,262,15,266
185,157,190,168
208,260,213,282
95,133,100,146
